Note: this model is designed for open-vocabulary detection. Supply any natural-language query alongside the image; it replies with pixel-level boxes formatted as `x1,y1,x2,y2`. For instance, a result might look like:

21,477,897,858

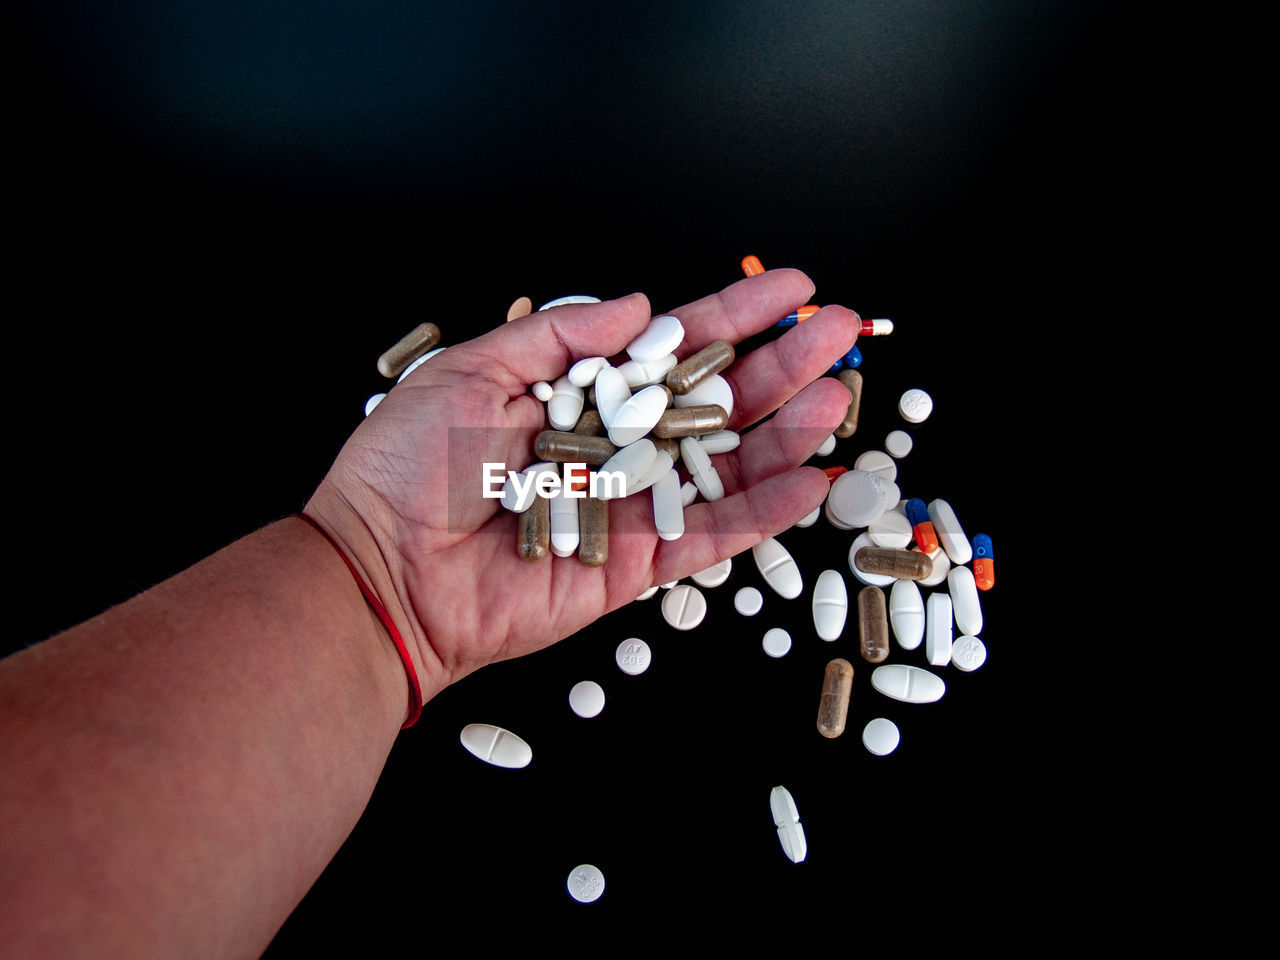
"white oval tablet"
607,384,669,446
885,430,913,458
862,718,901,756
547,375,585,431
539,295,601,310
672,373,734,419
952,635,987,672
617,354,678,388
696,430,740,454
364,393,386,416
627,449,674,498
615,638,652,676
568,680,605,718
567,864,605,903
459,723,532,768
925,592,954,667
532,380,554,402
592,366,631,428
889,579,925,651
651,468,685,541
734,586,763,616
827,469,889,528
691,557,732,588
854,449,897,482
568,356,609,388
928,499,972,565
948,565,983,636
752,537,803,599
762,627,792,658
811,569,848,641
898,388,934,423
596,440,657,501
626,314,685,363
769,785,807,864
871,664,946,704
795,505,821,529
679,436,724,502
635,585,659,601
848,532,894,587
816,434,837,457
868,510,912,549
662,584,707,630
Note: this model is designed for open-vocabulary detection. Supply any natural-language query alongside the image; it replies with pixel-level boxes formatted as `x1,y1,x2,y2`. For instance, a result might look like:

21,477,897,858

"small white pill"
567,864,605,903
596,440,657,501
815,434,837,456
531,380,555,402
889,579,925,651
607,384,669,446
459,723,532,768
651,468,685,541
626,314,685,363
539,295,601,310
567,356,609,388
752,537,803,599
862,718,901,756
868,510,912,549
885,430,913,458
617,354,678,388
952,635,987,672
696,430,740,455
615,638,652,676
848,532,894,588
948,566,983,636
827,469,889,528
547,375,585,431
635,585,659,601
662,584,707,630
854,449,897,482
568,680,605,718
680,480,699,506
871,664,946,704
671,373,734,419
811,569,848,641
795,505,821,529
679,436,724,502
926,592,954,667
762,627,792,658
734,587,763,616
769,786,807,864
364,393,386,416
928,499,973,565
691,557,732,588
898,388,934,423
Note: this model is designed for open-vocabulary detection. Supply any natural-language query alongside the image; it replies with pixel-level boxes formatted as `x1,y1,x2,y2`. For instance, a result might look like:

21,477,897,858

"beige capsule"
854,546,933,582
667,340,735,395
651,435,681,462
857,586,890,663
517,496,550,561
573,409,607,437
651,404,729,439
834,369,863,439
533,430,618,466
578,496,609,567
817,658,854,739
506,296,533,322
376,323,442,379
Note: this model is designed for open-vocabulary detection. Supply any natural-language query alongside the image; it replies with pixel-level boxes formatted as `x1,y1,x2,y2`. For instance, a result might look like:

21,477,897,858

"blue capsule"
844,344,862,368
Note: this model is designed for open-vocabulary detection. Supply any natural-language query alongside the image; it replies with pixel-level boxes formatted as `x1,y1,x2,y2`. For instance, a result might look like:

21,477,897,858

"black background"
5,0,1193,949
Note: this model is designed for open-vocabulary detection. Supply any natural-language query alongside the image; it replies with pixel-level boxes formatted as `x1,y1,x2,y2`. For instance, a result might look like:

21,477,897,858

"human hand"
304,269,861,699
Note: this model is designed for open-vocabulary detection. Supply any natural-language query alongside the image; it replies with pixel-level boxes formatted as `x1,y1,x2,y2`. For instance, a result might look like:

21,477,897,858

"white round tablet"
795,505,821,528
868,510,912,549
815,434,837,457
848,532,894,587
952,635,987,672
916,546,950,587
854,449,897,482
827,469,889,528
691,558,732,588
568,680,605,718
898,388,933,424
615,638,652,676
635,585,659,601
567,863,606,903
885,430,913,458
762,628,792,658
364,393,386,416
734,587,763,616
862,718,901,756
662,584,707,630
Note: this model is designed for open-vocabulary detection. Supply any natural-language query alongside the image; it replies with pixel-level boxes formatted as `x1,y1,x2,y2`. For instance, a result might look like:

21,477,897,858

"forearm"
0,518,422,959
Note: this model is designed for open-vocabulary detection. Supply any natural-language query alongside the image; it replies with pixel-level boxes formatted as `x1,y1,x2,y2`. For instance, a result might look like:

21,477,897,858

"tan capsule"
834,369,863,439
857,586,890,663
578,496,609,567
506,296,533,322
517,496,550,561
377,323,442,379
573,409,607,437
667,340,735,395
817,658,854,739
533,431,618,466
660,384,674,407
854,546,934,581
651,404,729,439
651,435,681,462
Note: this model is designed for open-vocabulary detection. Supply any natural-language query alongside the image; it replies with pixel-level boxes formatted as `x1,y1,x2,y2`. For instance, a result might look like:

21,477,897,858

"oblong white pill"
593,366,631,428
752,537,803,599
661,584,707,630
596,440,657,501
916,545,950,587
889,579,925,651
539,295,601,310
871,664,946,703
550,489,580,557
626,449,673,498
568,356,609,388
568,680,605,718
795,505,821,529
607,384,669,446
617,353,678,388
827,469,889,528
948,566,983,636
926,592,954,667
734,586,763,616
811,569,848,641
672,373,734,419
928,498,972,564
696,430,740,455
567,864,605,903
626,314,686,363
615,638,652,676
952,635,987,672
762,628,792,658
862,718,901,756
459,723,532,768
364,393,386,416
868,509,912,549
501,460,556,513
816,434,837,457
885,430,913,458
691,557,731,588
848,532,894,588
547,375,585,431
769,786,807,864
854,449,897,482
651,468,685,541
532,380,554,402
679,436,724,502
898,388,934,423
680,480,699,506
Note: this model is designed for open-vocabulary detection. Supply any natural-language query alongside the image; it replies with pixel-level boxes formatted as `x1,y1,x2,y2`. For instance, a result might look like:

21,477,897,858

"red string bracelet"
293,512,423,729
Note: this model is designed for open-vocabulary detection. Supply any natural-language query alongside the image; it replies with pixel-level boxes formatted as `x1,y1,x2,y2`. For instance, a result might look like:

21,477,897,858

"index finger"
668,268,817,357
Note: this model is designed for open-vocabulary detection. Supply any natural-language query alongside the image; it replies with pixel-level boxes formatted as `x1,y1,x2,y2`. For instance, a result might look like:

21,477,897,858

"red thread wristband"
294,512,423,729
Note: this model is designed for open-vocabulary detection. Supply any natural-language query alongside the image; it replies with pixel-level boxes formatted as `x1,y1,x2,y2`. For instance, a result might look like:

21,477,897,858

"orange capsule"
972,534,995,591
823,466,848,485
741,254,766,277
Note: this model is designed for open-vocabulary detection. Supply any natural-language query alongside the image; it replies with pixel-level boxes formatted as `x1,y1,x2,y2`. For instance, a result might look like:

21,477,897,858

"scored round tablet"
691,557,732,588
661,584,707,630
854,450,897,482
615,638,652,675
734,587,763,616
568,680,606,718
862,718,901,756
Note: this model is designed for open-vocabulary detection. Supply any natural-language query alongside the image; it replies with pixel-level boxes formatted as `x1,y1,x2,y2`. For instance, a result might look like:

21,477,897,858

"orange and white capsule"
905,498,939,555
972,533,995,590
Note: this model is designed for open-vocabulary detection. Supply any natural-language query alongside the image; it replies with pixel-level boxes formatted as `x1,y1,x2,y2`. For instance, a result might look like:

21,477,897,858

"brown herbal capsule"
651,436,681,462
857,586,890,663
578,496,609,567
533,430,618,466
517,496,550,562
651,404,729,439
817,658,854,739
834,369,863,439
376,323,442,379
854,546,933,582
660,384,674,407
573,410,607,437
667,340,735,395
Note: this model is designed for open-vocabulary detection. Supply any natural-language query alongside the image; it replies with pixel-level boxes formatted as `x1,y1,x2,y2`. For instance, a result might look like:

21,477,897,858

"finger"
668,268,817,357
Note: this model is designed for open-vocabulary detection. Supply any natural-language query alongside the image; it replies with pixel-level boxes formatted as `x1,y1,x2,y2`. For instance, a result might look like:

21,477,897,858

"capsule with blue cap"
905,498,939,555
972,533,994,591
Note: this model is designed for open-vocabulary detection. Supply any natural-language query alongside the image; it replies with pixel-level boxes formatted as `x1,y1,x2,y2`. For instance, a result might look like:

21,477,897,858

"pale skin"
0,269,860,958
